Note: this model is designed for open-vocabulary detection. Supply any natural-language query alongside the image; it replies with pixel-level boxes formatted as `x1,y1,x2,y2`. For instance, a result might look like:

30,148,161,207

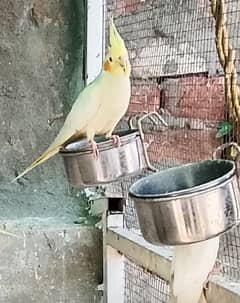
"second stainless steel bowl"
129,160,240,245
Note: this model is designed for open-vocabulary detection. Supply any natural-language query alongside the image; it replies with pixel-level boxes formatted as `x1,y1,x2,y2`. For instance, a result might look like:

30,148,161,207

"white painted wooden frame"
87,3,125,302
104,214,125,303
86,0,105,85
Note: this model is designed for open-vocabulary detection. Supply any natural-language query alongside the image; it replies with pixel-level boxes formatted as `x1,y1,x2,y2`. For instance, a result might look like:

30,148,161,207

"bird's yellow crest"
108,18,127,58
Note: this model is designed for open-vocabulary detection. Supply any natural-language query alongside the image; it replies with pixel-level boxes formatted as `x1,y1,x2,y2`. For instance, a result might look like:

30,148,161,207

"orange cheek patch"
103,60,111,71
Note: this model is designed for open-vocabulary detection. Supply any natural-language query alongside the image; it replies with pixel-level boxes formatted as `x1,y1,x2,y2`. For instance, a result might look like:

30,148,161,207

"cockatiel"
169,236,220,303
12,18,131,182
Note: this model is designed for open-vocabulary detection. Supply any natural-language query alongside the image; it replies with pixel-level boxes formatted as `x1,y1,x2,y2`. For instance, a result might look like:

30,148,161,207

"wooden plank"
106,226,172,282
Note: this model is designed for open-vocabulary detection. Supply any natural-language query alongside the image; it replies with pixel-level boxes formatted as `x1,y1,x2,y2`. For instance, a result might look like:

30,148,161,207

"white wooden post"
105,214,125,303
87,0,104,84
87,3,125,302
106,245,124,303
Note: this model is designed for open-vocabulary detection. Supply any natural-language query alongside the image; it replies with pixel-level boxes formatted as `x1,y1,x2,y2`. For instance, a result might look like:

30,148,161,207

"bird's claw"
109,135,121,147
90,140,99,159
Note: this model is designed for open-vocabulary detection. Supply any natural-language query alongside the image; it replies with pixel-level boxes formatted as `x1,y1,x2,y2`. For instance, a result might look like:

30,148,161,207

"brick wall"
125,76,225,164
127,80,160,114
109,0,226,165
162,76,225,121
146,129,219,164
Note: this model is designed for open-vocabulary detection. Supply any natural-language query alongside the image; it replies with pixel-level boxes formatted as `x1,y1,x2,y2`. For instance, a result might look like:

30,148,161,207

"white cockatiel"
12,18,131,182
169,236,220,303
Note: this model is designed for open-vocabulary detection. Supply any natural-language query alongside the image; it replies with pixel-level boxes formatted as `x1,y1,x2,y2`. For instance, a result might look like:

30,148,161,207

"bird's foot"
108,135,121,147
90,140,99,159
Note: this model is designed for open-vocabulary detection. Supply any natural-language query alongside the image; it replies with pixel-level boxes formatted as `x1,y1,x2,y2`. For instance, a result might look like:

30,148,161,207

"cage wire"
104,0,240,301
124,257,170,303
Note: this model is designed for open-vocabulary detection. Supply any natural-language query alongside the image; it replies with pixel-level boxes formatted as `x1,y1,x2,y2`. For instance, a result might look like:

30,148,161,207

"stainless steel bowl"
129,160,240,245
60,130,146,187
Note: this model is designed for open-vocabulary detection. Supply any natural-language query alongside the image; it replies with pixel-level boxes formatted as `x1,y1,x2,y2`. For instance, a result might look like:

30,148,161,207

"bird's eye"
109,57,113,62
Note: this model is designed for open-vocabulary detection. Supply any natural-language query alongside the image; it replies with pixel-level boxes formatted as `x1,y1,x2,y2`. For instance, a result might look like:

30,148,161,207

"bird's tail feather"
11,145,61,183
11,125,77,183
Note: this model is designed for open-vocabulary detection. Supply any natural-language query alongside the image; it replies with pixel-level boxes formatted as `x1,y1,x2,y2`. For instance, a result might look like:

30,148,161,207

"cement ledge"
106,226,240,303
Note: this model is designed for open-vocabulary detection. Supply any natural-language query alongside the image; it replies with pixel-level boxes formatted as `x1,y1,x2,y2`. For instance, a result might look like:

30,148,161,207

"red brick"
116,0,126,15
116,0,143,15
161,76,225,122
145,128,221,164
127,81,160,115
127,102,146,113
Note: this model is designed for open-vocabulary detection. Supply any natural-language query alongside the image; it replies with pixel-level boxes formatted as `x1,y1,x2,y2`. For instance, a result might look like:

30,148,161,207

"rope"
210,0,240,142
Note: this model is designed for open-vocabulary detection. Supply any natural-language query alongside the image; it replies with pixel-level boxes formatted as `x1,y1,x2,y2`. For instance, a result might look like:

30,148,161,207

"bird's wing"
12,75,103,182
52,76,103,147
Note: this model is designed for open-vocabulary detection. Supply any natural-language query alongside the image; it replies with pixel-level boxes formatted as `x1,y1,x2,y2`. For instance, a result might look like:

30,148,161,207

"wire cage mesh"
124,257,170,303
104,0,240,300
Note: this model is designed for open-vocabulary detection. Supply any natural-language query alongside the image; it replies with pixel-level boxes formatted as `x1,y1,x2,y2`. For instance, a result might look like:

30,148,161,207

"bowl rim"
60,129,139,154
129,159,236,200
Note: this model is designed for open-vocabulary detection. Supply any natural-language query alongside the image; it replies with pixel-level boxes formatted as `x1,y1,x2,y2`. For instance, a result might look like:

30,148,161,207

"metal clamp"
128,111,164,130
129,111,168,172
213,142,240,181
213,142,240,160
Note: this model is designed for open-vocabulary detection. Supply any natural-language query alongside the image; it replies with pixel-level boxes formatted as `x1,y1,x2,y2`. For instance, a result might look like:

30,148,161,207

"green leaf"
216,121,232,138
